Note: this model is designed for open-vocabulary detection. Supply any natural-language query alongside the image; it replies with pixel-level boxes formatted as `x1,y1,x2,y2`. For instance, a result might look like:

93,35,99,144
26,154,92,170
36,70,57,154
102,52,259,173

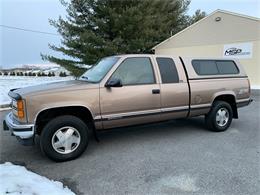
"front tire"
40,115,89,162
205,101,233,132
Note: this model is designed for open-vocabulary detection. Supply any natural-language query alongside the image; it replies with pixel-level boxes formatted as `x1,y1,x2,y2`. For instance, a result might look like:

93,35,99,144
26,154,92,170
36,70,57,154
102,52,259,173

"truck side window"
192,60,239,75
192,60,219,75
216,61,239,74
111,57,155,85
156,58,179,83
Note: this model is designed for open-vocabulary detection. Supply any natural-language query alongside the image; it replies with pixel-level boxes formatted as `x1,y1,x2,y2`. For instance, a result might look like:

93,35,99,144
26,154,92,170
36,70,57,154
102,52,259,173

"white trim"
190,103,211,109
102,108,161,120
216,9,260,21
161,106,189,113
94,115,102,120
98,105,208,121
100,106,189,121
152,9,260,50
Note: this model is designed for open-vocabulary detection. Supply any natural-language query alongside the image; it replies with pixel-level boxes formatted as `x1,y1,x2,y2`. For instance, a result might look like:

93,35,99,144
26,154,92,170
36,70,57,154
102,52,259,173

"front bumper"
3,112,35,145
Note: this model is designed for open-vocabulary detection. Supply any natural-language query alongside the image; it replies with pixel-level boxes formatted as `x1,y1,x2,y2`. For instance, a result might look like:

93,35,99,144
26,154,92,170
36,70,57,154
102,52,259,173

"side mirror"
105,78,123,88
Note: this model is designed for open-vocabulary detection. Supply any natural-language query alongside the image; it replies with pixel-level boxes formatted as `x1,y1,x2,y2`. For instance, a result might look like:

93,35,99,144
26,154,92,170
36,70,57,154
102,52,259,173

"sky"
0,0,259,68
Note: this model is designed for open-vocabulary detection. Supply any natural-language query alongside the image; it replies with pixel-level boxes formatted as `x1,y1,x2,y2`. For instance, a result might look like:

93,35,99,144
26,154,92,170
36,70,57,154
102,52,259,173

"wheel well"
213,95,238,118
35,106,94,135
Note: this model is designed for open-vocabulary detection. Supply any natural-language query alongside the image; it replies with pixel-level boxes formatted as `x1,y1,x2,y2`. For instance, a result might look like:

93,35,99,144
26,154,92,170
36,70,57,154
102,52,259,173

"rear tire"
205,101,233,132
40,115,89,162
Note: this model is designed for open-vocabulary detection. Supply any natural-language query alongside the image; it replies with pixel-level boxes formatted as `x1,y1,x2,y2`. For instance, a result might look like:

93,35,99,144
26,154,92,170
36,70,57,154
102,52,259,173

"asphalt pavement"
0,96,259,195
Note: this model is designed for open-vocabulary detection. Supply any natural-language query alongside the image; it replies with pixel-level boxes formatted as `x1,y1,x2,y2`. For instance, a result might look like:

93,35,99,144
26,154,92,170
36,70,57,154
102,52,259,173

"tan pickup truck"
3,54,252,161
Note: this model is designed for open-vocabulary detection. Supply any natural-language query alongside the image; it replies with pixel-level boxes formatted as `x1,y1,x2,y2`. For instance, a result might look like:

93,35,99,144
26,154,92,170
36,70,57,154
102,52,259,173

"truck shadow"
84,116,210,156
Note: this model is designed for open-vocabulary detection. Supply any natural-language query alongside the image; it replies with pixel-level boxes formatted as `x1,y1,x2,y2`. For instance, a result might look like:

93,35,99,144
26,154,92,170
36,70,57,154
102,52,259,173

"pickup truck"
3,54,252,161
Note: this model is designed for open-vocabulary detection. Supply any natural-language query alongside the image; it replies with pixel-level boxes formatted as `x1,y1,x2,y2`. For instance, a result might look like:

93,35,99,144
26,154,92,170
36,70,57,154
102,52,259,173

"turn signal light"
17,100,24,119
17,100,24,110
18,110,24,118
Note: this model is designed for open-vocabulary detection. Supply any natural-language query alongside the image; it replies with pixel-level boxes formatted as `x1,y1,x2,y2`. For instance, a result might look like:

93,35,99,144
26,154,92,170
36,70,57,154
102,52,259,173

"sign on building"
223,42,253,59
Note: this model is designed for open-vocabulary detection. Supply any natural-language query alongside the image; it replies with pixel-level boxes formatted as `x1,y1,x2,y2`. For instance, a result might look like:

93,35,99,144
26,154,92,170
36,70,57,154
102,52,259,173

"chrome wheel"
51,126,81,154
216,108,229,127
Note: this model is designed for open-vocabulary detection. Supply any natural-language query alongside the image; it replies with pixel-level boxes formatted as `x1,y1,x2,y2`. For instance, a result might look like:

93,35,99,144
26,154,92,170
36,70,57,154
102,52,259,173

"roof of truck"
110,54,248,79
112,54,239,60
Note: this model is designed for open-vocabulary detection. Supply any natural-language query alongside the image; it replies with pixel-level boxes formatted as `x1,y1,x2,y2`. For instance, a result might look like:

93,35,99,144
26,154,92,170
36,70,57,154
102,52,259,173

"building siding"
154,10,260,87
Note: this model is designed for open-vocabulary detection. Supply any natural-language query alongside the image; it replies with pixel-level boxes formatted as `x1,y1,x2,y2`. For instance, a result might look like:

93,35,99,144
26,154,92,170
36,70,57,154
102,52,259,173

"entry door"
100,57,161,129
155,57,189,120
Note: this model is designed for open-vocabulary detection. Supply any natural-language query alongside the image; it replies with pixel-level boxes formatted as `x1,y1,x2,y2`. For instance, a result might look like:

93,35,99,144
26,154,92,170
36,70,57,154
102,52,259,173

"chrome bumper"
3,112,34,139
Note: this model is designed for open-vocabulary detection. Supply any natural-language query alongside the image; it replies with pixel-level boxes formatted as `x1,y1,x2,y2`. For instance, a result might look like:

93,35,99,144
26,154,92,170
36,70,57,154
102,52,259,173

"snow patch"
0,162,75,195
159,174,199,192
251,85,260,90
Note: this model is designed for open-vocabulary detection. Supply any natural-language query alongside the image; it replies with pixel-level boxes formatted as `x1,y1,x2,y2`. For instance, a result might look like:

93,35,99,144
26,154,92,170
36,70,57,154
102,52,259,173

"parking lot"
0,95,259,195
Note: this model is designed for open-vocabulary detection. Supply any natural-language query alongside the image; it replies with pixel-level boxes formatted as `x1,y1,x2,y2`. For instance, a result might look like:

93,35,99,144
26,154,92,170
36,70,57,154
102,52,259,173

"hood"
14,80,98,98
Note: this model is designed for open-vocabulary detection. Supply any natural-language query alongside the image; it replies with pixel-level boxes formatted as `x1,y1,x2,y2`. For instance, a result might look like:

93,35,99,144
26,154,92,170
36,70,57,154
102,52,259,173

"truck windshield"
79,56,120,83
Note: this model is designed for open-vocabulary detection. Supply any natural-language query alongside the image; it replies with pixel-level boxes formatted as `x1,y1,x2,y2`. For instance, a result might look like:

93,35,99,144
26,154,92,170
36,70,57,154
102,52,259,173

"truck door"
100,57,161,129
154,56,189,120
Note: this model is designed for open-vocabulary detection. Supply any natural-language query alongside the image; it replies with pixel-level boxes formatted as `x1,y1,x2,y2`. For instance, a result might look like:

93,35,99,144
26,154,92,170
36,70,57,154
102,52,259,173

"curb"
0,104,11,112
0,107,11,112
0,104,11,108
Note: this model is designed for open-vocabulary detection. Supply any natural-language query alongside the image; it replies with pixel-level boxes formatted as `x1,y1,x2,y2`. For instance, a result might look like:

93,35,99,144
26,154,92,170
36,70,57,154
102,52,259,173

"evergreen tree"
42,0,205,77
187,9,206,25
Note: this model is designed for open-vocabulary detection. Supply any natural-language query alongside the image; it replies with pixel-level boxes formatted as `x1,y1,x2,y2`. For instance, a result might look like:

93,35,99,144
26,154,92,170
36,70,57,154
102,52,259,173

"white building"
153,10,260,88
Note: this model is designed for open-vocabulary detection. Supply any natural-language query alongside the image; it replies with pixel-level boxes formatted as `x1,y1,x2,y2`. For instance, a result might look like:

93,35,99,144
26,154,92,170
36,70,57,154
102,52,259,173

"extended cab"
3,54,252,161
